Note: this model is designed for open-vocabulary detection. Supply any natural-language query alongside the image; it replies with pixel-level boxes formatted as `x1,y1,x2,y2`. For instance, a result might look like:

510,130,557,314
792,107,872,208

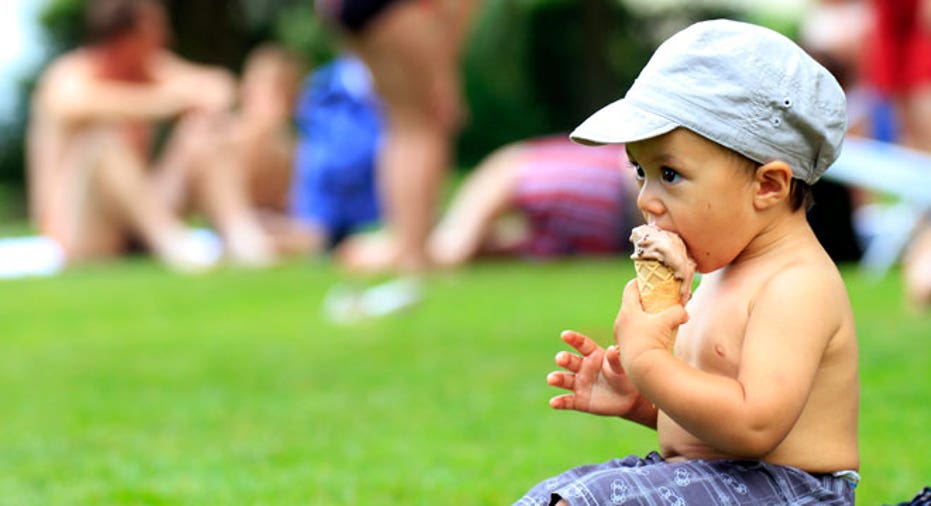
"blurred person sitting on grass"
28,0,275,271
427,136,641,268
516,20,859,505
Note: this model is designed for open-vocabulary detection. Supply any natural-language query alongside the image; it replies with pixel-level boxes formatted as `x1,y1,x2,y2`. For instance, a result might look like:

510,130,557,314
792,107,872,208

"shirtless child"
515,20,859,505
28,0,274,270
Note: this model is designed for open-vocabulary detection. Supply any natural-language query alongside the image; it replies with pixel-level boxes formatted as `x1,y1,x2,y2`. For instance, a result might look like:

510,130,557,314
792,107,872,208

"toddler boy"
516,19,859,505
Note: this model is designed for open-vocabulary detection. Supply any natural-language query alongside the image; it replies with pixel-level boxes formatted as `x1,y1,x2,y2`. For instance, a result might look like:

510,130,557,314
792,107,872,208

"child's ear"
752,161,792,210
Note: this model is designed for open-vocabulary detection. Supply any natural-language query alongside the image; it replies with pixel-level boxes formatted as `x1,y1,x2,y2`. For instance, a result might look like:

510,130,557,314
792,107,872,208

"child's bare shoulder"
750,252,852,337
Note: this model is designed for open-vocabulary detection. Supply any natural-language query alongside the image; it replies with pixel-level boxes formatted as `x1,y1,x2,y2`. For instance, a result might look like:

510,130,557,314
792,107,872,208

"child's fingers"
619,279,689,327
614,280,641,336
658,304,689,327
606,345,624,374
549,393,576,410
547,370,575,390
561,330,597,356
554,350,583,372
619,279,642,313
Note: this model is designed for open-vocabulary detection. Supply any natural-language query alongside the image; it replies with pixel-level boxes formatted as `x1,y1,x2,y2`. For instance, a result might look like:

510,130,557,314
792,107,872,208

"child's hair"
731,148,814,213
790,180,814,212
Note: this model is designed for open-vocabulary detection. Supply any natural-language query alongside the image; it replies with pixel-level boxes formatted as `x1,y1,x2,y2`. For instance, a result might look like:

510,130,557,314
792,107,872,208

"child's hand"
614,280,689,372
547,330,642,418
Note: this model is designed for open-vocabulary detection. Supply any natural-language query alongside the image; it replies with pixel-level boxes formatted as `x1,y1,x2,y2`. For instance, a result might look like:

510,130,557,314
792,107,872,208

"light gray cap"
570,19,847,184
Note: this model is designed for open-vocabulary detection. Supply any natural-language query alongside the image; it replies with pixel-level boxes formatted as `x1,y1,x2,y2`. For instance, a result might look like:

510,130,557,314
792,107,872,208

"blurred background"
0,1,928,505
0,0,808,223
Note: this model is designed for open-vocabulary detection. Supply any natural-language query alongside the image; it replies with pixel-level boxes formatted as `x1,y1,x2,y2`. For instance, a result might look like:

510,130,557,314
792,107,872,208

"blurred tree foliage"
0,0,749,215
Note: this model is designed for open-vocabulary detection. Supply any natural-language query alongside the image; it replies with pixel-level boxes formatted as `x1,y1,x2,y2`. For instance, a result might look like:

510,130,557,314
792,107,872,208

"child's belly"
656,411,733,461
657,410,859,473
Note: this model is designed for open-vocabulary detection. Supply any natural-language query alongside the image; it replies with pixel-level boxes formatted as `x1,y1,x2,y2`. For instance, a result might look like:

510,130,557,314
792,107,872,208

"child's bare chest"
675,278,755,377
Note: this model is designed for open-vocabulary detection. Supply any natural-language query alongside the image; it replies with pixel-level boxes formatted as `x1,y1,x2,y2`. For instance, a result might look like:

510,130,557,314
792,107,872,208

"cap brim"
570,99,679,146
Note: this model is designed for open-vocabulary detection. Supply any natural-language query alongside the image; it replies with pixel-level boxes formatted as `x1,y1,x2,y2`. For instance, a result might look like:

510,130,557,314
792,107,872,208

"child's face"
626,128,758,273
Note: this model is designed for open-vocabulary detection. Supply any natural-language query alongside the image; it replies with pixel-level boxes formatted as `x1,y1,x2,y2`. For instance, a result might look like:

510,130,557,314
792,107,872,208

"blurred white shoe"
224,226,278,268
358,277,422,317
159,229,222,273
0,236,65,279
322,277,423,324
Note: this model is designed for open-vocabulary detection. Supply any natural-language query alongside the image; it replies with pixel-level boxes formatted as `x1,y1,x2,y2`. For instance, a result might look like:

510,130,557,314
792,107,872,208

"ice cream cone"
633,259,682,313
633,259,682,350
629,224,695,352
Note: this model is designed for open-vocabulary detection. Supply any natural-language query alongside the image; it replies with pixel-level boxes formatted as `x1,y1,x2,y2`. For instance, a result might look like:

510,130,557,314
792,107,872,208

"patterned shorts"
514,452,857,506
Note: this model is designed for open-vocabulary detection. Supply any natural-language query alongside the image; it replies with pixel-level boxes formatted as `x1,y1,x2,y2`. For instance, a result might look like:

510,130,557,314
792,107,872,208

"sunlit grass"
0,258,926,504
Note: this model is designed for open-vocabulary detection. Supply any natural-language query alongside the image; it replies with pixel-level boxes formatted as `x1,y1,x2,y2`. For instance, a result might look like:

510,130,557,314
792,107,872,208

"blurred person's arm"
151,52,236,114
37,56,187,124
38,52,234,125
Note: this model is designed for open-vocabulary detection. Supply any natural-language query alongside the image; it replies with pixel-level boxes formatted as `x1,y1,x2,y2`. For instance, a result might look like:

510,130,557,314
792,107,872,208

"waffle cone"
633,259,682,313
633,259,682,351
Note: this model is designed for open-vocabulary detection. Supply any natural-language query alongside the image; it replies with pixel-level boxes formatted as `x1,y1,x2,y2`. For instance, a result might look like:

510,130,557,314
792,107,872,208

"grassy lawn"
0,257,927,504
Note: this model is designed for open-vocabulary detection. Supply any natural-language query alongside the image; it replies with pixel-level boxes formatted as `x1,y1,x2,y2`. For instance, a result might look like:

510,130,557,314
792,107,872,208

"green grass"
0,258,927,504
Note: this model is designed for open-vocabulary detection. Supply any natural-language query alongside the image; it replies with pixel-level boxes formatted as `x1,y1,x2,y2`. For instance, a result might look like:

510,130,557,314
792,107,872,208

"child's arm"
548,330,657,428
615,269,840,457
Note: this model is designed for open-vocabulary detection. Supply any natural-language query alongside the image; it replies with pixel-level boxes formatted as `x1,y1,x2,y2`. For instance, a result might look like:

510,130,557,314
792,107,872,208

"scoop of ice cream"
630,224,697,304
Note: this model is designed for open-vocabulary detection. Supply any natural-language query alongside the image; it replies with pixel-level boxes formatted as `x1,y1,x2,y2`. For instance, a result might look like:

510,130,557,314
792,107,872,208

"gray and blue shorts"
515,452,858,505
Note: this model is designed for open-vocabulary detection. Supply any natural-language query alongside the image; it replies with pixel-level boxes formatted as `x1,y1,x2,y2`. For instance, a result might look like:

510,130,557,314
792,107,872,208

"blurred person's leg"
155,112,277,266
895,12,931,309
255,210,327,256
340,2,467,274
48,126,212,270
903,221,931,310
895,91,931,309
244,138,294,212
866,0,931,306
236,115,325,256
899,86,931,151
427,144,524,267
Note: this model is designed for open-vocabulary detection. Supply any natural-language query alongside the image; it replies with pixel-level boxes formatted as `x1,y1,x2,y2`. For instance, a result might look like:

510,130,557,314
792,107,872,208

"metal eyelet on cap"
782,98,792,108
771,117,782,126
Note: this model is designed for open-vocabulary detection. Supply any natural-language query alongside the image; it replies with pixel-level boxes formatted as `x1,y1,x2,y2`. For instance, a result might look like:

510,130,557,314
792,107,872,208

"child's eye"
631,162,645,180
661,167,681,183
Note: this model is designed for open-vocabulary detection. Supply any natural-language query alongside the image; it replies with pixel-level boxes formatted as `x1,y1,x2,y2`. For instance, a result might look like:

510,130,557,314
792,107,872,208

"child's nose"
636,181,665,217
